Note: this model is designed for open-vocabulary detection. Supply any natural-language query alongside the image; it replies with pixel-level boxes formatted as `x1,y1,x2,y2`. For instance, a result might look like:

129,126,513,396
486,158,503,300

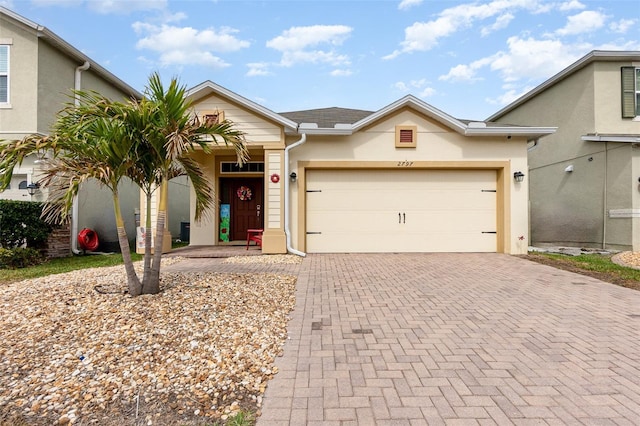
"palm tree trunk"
142,179,168,294
113,194,142,296
141,190,153,291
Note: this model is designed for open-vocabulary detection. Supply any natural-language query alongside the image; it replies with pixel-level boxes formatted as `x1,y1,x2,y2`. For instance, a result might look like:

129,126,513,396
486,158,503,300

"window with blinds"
0,45,8,104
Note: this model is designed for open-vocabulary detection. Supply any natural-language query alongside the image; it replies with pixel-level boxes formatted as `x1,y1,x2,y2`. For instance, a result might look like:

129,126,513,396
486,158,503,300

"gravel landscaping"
0,257,297,425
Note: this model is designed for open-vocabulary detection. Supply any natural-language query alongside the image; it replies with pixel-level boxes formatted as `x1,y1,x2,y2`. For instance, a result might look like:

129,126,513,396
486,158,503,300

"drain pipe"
71,61,90,255
284,133,307,257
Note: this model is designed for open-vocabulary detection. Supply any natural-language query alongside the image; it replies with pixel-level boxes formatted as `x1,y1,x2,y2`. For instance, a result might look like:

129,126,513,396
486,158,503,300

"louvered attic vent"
395,125,417,148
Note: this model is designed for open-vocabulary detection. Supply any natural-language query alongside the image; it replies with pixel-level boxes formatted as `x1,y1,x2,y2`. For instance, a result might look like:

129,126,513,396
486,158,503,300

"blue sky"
3,0,639,120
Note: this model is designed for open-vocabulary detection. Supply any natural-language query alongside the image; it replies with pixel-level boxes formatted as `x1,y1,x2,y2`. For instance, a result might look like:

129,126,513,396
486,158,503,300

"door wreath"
236,186,252,201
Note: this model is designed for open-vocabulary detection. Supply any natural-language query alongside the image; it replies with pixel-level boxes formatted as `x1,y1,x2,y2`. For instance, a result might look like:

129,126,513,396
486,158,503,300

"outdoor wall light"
513,171,525,183
26,182,40,196
289,172,297,183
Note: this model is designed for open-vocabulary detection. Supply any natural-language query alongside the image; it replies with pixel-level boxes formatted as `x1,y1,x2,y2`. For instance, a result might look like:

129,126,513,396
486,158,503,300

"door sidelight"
398,212,406,223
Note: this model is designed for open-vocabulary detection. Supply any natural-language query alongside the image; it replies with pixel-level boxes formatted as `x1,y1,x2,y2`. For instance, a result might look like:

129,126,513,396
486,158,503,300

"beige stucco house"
0,7,151,253
488,51,640,251
177,81,555,255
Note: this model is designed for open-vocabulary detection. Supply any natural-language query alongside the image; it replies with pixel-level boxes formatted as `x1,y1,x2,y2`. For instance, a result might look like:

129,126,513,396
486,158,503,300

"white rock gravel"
0,258,297,425
223,254,303,264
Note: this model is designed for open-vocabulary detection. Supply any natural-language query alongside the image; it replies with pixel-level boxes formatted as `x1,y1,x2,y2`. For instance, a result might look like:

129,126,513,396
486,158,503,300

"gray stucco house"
488,51,640,251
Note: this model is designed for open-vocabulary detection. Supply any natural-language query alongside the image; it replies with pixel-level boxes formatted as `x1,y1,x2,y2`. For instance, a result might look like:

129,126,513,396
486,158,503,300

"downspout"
71,61,90,255
284,133,307,257
602,142,608,249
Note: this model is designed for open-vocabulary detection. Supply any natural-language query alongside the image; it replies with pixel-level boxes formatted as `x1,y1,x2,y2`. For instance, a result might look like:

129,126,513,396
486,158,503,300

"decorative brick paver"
255,253,640,425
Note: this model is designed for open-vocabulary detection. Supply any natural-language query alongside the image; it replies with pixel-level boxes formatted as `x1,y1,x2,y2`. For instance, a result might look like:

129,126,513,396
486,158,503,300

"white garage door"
305,169,497,253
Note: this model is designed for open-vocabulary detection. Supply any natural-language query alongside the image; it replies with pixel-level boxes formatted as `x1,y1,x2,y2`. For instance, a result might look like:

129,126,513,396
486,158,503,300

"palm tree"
0,91,144,294
0,73,249,296
125,73,248,294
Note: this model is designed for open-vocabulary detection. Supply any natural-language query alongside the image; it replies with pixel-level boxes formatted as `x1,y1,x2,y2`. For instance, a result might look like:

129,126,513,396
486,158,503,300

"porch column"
261,149,287,253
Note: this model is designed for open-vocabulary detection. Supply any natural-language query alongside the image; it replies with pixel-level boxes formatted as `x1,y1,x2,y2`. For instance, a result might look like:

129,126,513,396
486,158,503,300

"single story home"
151,81,556,255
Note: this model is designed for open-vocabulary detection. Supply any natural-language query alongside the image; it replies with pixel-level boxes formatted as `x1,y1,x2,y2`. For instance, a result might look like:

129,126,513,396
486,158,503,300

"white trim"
582,135,640,143
186,80,298,132
488,50,640,121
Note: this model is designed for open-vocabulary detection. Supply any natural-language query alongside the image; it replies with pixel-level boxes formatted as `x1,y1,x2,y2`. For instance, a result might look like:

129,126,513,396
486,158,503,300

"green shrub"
0,247,44,269
0,200,52,249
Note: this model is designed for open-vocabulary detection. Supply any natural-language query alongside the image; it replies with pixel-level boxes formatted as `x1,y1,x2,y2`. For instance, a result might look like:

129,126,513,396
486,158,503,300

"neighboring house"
0,7,148,253
487,51,640,251
164,81,555,255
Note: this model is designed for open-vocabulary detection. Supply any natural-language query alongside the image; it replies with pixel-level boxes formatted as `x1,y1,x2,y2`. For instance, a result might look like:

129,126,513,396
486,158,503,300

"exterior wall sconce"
26,182,40,196
513,171,525,183
289,172,297,183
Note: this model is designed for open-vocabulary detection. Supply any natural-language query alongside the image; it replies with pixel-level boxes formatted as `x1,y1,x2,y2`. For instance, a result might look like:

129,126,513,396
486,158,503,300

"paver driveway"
257,253,640,425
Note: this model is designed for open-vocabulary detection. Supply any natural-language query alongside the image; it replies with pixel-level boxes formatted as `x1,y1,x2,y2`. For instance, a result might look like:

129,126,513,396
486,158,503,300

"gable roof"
188,82,555,139
280,107,373,129
487,50,640,122
298,95,555,139
0,6,141,99
187,80,298,133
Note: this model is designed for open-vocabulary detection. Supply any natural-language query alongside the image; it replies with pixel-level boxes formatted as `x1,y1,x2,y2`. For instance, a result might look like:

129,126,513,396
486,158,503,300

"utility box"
180,222,190,242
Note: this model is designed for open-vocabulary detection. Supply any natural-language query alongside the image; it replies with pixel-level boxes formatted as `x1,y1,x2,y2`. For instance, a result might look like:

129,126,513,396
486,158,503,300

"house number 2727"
397,161,414,167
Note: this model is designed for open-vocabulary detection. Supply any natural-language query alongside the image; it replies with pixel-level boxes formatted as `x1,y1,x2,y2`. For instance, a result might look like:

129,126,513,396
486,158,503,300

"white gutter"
284,133,307,257
71,61,90,255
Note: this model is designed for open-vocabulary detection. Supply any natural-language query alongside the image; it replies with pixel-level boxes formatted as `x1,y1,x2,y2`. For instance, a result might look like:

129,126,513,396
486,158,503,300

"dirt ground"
522,254,640,292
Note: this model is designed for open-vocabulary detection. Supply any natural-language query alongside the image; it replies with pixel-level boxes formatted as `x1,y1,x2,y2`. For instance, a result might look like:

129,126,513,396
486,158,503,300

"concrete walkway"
255,253,640,425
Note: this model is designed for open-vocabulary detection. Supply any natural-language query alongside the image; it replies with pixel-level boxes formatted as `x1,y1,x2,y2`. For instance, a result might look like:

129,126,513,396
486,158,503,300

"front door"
221,178,263,241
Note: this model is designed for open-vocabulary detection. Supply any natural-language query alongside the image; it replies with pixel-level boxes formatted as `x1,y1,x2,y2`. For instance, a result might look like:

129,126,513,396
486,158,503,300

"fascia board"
352,95,467,134
487,50,640,121
296,128,353,136
187,81,298,132
582,135,640,143
465,127,557,138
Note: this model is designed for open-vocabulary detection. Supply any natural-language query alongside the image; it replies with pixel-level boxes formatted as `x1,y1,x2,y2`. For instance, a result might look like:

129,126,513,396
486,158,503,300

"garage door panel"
306,169,498,253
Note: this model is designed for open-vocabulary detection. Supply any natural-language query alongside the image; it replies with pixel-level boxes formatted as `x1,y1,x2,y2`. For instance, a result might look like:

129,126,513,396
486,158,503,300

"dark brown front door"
222,178,263,241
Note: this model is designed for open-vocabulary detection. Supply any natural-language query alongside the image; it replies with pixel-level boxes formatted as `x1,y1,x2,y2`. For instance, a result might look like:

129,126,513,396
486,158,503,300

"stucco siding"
605,144,633,249
195,94,282,144
36,41,76,134
0,15,38,134
288,110,529,254
594,61,640,134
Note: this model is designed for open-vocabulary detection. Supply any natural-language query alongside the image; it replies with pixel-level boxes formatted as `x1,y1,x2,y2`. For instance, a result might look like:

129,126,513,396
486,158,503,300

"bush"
0,247,44,269
0,200,53,249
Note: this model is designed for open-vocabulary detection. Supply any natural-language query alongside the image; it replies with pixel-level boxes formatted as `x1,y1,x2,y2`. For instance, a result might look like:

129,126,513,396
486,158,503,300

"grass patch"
0,251,142,284
524,252,640,291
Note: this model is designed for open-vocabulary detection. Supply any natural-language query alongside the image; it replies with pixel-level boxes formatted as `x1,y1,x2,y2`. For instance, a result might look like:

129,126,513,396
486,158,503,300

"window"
18,180,28,190
220,161,264,173
395,125,417,148
0,45,8,105
621,67,640,118
202,109,224,125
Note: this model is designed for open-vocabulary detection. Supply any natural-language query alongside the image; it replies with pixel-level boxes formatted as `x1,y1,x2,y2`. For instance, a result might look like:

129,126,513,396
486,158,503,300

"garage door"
305,169,497,253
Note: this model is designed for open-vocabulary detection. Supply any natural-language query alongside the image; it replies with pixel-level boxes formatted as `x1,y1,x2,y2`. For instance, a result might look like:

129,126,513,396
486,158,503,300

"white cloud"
610,19,636,34
331,69,353,77
485,86,534,106
480,13,514,36
384,0,543,59
555,10,607,36
133,21,250,68
0,0,13,6
393,79,434,96
488,36,587,82
30,0,166,13
89,0,166,14
558,0,586,11
440,56,491,82
266,25,353,67
419,87,436,97
246,62,272,77
398,0,423,11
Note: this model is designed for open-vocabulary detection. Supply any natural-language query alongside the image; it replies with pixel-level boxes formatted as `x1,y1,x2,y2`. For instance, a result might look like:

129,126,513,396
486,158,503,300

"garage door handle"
399,213,401,223
403,213,406,224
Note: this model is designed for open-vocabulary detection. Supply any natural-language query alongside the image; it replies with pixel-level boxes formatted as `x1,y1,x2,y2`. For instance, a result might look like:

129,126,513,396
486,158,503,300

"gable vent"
395,125,417,148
